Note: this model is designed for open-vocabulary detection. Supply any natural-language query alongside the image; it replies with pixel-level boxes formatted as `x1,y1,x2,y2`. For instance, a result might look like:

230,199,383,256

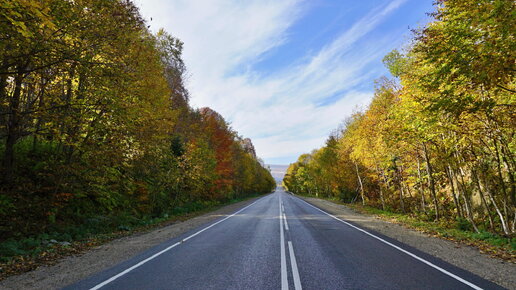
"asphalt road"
66,188,504,290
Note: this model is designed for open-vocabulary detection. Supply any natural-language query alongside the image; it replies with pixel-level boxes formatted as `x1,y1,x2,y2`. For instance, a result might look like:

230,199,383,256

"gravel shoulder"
299,195,515,290
0,196,263,290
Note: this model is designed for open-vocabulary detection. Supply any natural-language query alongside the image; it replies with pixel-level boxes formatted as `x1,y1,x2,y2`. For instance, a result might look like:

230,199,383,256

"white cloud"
134,0,406,164
251,90,372,160
134,0,302,86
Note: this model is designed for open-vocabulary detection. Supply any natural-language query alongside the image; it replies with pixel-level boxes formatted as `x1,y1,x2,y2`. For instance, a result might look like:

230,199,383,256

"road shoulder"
298,195,515,290
0,196,264,290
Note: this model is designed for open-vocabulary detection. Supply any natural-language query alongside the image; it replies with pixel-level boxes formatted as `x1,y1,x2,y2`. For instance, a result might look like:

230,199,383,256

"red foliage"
200,108,235,196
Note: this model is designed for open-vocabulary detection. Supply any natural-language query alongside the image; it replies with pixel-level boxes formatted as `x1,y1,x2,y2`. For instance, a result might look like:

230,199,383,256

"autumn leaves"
0,0,275,241
284,0,515,235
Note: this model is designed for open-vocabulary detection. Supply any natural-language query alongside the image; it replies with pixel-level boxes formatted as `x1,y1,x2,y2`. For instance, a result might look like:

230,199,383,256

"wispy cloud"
135,0,411,164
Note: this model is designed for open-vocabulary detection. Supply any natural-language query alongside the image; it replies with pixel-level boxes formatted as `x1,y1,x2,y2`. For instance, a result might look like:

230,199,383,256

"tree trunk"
472,169,495,231
355,162,365,205
422,142,439,220
0,62,8,159
382,170,390,210
445,165,462,218
417,158,427,212
61,63,77,163
499,143,515,208
3,73,24,173
376,166,386,210
32,76,48,152
456,165,480,233
486,186,510,235
492,138,512,227
393,161,405,213
399,181,406,213
379,185,386,210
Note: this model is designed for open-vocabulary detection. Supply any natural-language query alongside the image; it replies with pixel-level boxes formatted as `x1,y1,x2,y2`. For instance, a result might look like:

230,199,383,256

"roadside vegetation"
348,204,515,261
0,0,275,274
284,0,515,257
0,193,262,279
305,193,514,261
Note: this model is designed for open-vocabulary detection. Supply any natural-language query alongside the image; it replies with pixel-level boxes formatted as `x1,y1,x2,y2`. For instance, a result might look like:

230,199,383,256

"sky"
134,0,434,165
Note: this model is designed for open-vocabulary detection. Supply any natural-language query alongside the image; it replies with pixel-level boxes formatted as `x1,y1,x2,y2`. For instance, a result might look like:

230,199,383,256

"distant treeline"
0,0,275,241
284,0,515,235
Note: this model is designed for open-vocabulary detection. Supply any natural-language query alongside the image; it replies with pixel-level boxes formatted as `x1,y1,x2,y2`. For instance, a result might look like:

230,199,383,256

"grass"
0,193,264,280
301,194,515,262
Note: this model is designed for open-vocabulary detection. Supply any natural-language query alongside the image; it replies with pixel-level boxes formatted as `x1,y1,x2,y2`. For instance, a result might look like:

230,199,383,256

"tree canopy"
284,0,515,236
0,0,275,243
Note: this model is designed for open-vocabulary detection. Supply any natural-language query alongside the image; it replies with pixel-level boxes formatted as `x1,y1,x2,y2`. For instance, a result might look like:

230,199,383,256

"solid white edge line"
296,197,483,290
279,197,289,290
287,241,302,290
89,196,265,290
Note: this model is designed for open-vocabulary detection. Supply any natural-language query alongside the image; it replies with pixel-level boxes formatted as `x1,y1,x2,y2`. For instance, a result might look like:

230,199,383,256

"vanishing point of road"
66,188,503,290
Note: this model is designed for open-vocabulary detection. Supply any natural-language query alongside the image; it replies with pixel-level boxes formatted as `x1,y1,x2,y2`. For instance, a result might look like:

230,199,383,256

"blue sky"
134,0,434,165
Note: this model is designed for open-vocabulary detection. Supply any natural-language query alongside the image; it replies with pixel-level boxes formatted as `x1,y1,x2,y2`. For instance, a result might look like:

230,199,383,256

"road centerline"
283,212,290,231
282,194,302,290
288,241,302,290
279,196,289,290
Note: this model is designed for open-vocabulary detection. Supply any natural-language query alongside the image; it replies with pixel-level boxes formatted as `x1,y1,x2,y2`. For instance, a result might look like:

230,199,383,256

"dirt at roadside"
300,196,515,290
0,197,262,290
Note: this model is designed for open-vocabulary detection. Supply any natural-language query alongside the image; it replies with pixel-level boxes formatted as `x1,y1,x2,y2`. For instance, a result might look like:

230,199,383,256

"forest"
284,0,515,236
0,0,275,258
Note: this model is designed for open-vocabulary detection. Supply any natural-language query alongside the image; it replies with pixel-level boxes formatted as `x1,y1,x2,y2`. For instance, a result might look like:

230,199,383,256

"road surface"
66,188,503,290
